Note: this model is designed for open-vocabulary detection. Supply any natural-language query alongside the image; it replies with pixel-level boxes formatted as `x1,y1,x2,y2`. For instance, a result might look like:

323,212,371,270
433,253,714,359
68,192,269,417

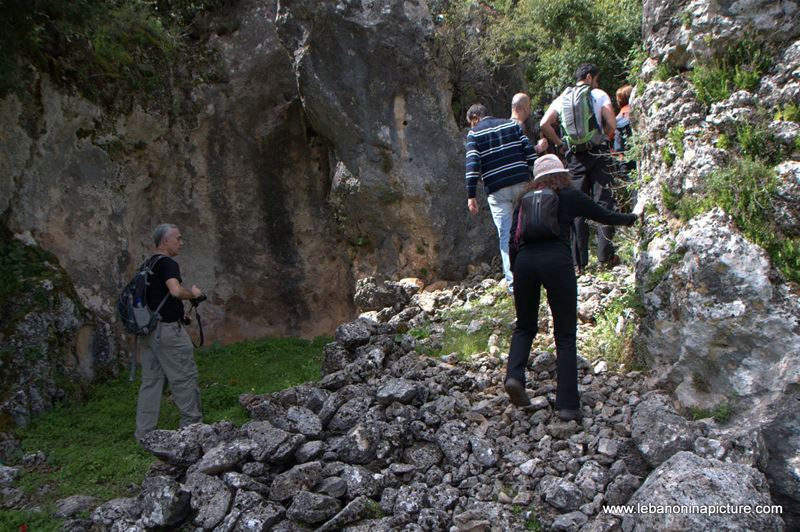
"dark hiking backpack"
514,189,560,246
560,84,605,153
118,255,170,335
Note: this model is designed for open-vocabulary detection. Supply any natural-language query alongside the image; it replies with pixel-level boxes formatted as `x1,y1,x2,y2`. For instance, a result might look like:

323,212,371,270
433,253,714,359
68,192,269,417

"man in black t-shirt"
135,223,205,442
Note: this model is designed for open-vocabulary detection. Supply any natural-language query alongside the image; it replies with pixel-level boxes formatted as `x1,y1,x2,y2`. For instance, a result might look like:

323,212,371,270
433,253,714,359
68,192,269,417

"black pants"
567,149,616,268
505,248,579,410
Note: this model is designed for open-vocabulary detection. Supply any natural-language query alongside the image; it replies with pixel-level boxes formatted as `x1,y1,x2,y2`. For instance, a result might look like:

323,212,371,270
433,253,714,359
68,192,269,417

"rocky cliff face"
0,231,117,431
0,0,497,349
636,0,800,525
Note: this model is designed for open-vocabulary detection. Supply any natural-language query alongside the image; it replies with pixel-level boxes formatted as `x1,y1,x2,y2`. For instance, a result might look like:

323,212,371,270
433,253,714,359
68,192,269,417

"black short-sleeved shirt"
146,255,185,323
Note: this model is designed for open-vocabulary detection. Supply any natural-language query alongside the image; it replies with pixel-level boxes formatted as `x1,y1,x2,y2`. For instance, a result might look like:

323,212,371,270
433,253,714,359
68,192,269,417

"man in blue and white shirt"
465,103,547,292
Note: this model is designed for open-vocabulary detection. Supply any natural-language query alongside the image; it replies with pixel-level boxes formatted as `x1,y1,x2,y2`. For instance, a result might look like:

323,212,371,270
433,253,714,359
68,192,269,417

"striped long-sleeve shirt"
465,117,537,198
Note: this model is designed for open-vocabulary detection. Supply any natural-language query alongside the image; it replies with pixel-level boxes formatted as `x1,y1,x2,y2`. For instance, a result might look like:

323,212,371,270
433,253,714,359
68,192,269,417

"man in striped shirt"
466,103,547,292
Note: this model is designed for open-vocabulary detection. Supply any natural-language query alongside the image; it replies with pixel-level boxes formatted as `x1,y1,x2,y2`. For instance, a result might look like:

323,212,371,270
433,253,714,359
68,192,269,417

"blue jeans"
487,181,528,291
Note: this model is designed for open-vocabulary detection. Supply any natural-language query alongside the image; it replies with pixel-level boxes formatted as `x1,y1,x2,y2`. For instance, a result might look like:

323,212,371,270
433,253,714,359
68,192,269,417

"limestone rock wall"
636,0,800,525
0,0,496,349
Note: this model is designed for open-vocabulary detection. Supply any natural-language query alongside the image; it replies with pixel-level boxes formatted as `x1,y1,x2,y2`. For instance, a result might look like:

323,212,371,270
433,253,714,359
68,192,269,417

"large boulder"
0,233,117,431
639,209,800,414
631,393,696,468
762,390,800,530
623,452,784,531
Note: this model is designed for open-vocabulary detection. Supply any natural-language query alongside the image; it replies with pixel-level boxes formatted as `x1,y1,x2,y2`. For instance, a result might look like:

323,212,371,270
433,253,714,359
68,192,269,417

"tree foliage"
435,0,643,112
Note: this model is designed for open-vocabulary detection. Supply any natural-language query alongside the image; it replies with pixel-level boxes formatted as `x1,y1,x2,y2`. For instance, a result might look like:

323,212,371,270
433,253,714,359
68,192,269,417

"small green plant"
775,102,800,122
692,372,710,393
690,40,773,107
713,403,732,423
364,498,385,518
664,158,800,282
660,181,714,221
668,125,686,159
661,146,675,167
407,324,432,340
661,183,680,212
525,511,543,532
654,62,679,82
708,159,800,281
644,248,685,292
625,44,648,86
691,62,730,106
717,133,732,150
736,123,772,162
690,403,732,423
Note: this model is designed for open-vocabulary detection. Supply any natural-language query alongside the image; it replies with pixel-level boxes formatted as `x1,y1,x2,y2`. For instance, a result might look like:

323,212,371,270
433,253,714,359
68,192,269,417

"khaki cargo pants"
135,321,202,441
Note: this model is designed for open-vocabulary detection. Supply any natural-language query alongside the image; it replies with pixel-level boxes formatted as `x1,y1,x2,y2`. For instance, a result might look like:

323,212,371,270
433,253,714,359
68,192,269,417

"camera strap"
189,304,204,348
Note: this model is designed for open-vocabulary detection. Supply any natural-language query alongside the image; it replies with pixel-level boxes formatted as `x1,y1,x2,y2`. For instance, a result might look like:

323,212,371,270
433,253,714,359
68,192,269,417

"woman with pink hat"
503,154,638,420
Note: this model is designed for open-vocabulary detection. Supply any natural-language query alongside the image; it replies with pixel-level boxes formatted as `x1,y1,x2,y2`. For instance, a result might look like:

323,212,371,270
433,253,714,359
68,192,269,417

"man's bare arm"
601,103,616,138
540,109,562,147
166,278,203,300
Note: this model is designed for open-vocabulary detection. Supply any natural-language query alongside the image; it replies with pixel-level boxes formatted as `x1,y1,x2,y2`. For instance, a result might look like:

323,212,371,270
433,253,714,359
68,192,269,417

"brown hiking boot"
504,378,531,407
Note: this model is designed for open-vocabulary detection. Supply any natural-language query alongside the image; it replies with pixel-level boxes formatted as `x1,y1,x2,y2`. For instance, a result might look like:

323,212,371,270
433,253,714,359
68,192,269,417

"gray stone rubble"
80,271,785,530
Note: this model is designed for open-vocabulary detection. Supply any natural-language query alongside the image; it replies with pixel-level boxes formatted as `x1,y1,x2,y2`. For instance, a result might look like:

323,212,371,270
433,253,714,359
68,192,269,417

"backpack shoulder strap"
145,254,171,312
154,293,170,314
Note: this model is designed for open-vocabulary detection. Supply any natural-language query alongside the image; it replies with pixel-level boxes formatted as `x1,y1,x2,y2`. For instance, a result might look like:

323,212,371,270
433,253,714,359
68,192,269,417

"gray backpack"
560,85,605,152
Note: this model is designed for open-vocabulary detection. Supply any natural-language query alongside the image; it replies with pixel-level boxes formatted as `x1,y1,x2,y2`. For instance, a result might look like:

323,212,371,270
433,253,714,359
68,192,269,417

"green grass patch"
2,336,327,524
581,286,645,370
661,146,675,167
414,285,516,361
0,509,62,531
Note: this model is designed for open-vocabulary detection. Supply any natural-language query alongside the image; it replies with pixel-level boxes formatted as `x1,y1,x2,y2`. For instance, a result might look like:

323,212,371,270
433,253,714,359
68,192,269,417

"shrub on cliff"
0,0,224,108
